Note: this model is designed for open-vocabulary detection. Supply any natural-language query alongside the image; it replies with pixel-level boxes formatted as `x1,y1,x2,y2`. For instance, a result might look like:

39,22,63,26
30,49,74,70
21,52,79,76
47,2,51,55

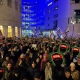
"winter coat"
61,75,74,80
2,59,14,67
27,66,39,80
45,66,53,80
5,68,14,80
75,62,80,72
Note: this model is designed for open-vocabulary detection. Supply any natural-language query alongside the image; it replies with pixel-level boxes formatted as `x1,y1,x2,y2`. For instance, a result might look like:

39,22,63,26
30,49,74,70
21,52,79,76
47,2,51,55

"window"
0,0,2,5
48,24,49,26
15,27,18,37
75,0,79,3
48,10,50,13
71,17,72,23
48,17,50,20
0,25,3,34
74,10,80,23
7,0,12,7
54,14,58,18
20,4,21,13
68,17,69,24
53,20,58,29
54,0,58,3
8,26,12,37
15,1,18,10
54,6,58,11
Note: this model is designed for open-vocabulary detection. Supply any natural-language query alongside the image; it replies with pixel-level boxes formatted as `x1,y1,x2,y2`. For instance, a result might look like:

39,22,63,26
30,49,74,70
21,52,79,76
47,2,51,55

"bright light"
73,22,74,24
48,2,52,6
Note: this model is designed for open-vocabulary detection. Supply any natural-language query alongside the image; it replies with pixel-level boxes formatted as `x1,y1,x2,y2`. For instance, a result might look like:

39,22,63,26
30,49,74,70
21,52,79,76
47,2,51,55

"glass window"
54,14,58,18
20,27,21,37
75,0,79,3
15,1,18,10
0,0,2,5
54,0,58,3
8,26,12,37
7,0,12,7
53,20,58,29
48,10,50,13
48,17,50,20
0,25,3,35
15,27,18,37
54,6,58,11
68,17,69,24
74,10,80,23
48,24,49,26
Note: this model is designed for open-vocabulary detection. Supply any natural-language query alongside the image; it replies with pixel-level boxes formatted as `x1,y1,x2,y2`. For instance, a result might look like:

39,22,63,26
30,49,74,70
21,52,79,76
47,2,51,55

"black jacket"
61,76,74,80
27,66,39,80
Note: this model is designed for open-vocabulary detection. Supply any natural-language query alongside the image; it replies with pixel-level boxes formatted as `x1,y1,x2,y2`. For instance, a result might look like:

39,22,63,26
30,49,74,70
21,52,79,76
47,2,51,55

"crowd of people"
0,36,80,80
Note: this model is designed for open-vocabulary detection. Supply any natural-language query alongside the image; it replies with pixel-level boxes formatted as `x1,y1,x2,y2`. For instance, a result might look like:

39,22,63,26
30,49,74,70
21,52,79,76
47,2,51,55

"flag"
62,27,70,38
51,32,54,39
65,27,70,34
56,26,63,35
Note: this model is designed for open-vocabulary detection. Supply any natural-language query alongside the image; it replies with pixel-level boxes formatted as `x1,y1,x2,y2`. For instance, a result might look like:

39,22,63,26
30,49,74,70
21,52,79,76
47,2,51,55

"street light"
72,21,76,37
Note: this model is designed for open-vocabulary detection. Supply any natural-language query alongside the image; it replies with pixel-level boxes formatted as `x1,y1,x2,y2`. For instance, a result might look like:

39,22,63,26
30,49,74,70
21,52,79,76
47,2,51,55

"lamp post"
72,21,76,37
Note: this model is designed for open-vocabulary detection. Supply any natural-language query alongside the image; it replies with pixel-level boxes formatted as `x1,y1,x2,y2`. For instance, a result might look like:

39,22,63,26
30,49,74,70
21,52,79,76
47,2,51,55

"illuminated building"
45,0,80,37
0,0,22,37
22,0,52,36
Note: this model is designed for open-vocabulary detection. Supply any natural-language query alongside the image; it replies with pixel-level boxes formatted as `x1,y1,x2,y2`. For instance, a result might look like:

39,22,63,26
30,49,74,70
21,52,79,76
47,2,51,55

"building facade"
45,0,80,37
22,0,52,36
0,0,22,37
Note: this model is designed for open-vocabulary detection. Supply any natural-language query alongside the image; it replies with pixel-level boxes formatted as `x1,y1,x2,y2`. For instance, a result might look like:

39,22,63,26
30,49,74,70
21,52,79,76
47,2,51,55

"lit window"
0,0,2,5
15,27,18,37
54,6,58,11
15,1,18,10
71,17,72,23
7,0,12,7
8,26,12,37
0,25,3,34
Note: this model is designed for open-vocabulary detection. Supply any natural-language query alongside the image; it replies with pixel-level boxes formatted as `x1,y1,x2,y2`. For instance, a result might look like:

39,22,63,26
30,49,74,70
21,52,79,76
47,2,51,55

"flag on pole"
62,27,70,38
56,26,63,35
51,32,54,39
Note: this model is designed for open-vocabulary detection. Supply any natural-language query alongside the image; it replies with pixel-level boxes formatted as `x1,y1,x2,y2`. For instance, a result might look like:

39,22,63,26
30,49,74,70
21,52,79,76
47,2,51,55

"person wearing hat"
45,60,55,80
34,72,42,80
2,54,14,67
70,62,79,80
27,60,39,80
61,67,73,80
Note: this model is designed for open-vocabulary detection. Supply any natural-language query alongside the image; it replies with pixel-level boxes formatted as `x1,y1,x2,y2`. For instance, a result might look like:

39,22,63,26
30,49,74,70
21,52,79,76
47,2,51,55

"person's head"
39,54,43,59
77,57,80,64
72,71,79,80
36,57,40,63
34,72,42,80
3,43,5,47
1,49,4,55
45,51,48,54
7,63,12,70
6,55,10,61
65,67,71,78
14,46,17,51
20,46,23,50
20,53,26,60
32,61,36,68
47,60,52,66
47,48,49,52
70,62,76,72
43,54,47,60
27,48,30,52
29,53,33,58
